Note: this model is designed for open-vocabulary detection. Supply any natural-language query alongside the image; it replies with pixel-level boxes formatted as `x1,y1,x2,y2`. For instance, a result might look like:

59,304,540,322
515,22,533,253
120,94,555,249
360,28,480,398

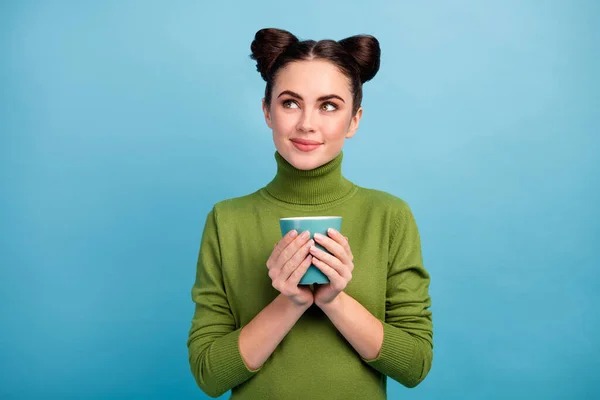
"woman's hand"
266,230,315,308
309,228,354,307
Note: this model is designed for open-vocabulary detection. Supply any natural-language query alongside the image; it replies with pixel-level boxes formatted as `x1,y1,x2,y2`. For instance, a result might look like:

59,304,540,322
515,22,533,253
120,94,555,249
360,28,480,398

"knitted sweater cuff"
361,321,419,385
208,327,262,392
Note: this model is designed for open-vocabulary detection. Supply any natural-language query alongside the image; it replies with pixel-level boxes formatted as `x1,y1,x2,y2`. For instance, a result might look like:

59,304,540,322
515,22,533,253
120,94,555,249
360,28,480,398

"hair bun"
250,28,299,81
338,35,381,83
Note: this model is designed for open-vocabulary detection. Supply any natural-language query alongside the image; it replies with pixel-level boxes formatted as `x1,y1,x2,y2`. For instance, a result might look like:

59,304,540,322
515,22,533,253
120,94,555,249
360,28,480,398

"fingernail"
314,233,323,240
290,230,298,238
302,230,310,239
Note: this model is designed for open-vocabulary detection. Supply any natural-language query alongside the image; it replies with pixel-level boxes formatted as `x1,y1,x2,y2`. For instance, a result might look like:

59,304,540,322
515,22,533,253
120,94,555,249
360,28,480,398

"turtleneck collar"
264,150,356,206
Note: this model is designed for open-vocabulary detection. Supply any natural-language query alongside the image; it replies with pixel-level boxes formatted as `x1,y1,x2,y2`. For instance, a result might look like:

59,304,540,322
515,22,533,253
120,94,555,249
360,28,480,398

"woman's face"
262,60,362,171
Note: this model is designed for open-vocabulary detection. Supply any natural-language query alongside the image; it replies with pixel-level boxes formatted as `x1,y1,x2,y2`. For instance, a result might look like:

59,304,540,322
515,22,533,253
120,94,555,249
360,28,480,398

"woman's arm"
188,207,312,398
318,291,384,360
317,202,433,388
239,293,311,370
319,288,431,389
321,292,383,360
190,208,293,398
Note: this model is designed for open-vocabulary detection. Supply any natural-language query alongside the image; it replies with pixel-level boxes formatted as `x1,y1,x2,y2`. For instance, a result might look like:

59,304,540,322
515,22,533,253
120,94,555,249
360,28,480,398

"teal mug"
279,216,343,285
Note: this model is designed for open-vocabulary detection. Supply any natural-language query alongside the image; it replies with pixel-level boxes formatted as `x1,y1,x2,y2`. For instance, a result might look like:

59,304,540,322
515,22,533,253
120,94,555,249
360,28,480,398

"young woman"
187,28,434,399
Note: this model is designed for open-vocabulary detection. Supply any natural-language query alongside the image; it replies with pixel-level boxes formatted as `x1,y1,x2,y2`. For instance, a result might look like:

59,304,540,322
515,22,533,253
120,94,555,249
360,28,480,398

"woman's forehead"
274,60,352,98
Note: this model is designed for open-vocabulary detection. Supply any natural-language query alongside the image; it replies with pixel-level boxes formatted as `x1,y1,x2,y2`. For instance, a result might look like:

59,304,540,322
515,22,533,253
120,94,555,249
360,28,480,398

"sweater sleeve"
361,202,434,388
187,206,262,398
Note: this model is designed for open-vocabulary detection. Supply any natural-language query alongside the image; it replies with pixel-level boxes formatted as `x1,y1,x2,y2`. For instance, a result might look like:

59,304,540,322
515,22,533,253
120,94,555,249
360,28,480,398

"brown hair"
250,28,381,116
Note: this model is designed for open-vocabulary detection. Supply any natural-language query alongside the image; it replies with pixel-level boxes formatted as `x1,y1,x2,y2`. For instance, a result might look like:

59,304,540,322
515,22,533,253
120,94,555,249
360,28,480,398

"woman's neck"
264,150,355,205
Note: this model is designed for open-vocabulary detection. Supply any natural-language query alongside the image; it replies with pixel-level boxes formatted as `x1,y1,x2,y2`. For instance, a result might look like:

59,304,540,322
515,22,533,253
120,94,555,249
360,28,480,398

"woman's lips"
291,141,322,152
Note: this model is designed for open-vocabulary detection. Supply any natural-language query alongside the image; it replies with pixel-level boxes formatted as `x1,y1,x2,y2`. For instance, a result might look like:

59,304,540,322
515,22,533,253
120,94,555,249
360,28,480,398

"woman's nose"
297,109,315,132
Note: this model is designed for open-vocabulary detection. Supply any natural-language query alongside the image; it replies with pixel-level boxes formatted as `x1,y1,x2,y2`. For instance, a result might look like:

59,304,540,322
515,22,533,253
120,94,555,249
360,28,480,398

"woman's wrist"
278,292,313,312
315,290,344,311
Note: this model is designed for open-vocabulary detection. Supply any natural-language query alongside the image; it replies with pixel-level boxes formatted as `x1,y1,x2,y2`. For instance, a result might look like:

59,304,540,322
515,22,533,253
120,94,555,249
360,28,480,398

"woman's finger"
267,230,298,269
286,254,313,287
278,239,314,283
309,245,350,280
329,229,353,261
311,258,345,289
329,229,353,259
313,232,350,264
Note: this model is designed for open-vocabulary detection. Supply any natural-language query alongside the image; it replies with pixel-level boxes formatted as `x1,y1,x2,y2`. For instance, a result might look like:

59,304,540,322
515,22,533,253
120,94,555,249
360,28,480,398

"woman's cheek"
324,118,350,140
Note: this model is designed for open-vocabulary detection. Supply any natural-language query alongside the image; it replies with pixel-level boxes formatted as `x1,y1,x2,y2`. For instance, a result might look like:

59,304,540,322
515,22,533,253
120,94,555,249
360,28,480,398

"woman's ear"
346,107,363,139
262,98,273,128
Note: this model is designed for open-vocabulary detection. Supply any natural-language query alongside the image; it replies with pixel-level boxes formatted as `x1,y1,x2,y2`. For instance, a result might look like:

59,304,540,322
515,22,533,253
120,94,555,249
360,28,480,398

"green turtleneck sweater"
187,151,433,399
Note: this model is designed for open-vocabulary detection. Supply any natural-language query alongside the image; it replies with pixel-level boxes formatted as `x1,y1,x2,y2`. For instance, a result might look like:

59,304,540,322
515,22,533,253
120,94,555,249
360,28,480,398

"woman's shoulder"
209,189,264,217
353,186,421,235
353,184,413,213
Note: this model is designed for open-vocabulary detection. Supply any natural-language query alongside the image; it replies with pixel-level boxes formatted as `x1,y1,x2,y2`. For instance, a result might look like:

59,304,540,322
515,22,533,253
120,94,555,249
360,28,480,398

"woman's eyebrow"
277,90,345,103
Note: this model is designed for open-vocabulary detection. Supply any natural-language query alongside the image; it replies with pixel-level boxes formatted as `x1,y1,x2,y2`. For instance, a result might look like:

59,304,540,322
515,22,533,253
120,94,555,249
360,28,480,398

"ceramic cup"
279,216,343,285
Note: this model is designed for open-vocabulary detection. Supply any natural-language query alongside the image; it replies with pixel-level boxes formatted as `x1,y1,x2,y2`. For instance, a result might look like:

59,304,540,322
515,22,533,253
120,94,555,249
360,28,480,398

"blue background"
2,1,598,399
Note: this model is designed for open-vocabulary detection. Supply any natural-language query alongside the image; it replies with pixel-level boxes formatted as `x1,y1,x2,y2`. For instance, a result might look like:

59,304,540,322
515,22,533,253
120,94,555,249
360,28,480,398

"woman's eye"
283,100,299,109
321,102,337,112
282,100,336,111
